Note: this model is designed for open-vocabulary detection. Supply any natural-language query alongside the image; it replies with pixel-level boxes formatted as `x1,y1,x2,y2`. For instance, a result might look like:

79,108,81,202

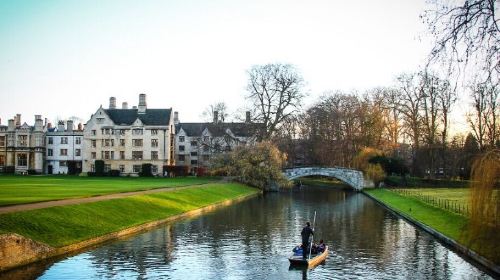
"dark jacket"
301,225,314,243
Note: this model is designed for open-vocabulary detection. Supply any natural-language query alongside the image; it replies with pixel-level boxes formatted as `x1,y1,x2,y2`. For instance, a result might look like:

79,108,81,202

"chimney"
15,114,21,126
67,120,74,132
138,93,147,114
122,102,128,109
213,111,218,124
245,111,251,123
57,120,65,131
35,115,43,131
8,119,15,131
77,123,83,131
44,118,48,127
109,97,116,109
174,111,179,124
47,123,52,129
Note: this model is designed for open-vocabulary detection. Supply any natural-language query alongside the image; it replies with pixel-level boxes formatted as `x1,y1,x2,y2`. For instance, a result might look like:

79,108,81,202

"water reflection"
0,186,493,279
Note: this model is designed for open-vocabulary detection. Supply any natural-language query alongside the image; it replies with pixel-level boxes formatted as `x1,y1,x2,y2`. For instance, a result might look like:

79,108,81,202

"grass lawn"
298,177,349,188
365,188,498,264
0,175,216,206
365,188,468,240
0,182,258,247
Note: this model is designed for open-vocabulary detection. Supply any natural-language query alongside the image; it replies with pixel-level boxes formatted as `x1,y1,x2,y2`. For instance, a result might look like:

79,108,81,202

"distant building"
82,94,175,176
0,114,45,174
46,120,84,174
174,111,263,172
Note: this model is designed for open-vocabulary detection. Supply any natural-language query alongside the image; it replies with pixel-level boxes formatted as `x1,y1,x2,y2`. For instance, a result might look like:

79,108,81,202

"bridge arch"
283,167,369,191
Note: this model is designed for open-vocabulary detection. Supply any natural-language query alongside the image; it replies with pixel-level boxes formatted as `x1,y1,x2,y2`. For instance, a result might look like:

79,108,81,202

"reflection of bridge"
283,167,371,191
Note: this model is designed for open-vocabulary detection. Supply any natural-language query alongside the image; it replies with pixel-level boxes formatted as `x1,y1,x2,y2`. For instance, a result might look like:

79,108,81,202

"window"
110,151,115,159
48,149,53,156
60,149,68,156
132,139,143,147
104,151,110,159
151,165,158,173
17,135,28,146
104,164,111,172
190,152,198,157
151,129,158,135
120,151,125,160
60,161,67,167
120,139,125,146
119,165,125,173
91,152,96,159
75,149,81,156
17,154,27,166
190,140,197,146
91,130,96,136
96,117,104,123
91,140,96,148
119,129,126,135
0,155,4,166
203,136,210,142
178,155,185,161
90,164,95,172
48,137,53,144
191,160,198,165
151,139,158,147
61,137,68,144
179,136,185,142
203,155,210,161
133,165,141,173
0,136,4,147
75,137,81,144
132,151,143,160
151,151,158,160
179,145,185,151
104,139,114,147
132,129,143,135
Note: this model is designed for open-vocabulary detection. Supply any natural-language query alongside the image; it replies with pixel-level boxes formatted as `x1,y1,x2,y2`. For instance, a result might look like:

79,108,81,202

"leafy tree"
210,141,290,190
365,163,386,188
468,149,500,263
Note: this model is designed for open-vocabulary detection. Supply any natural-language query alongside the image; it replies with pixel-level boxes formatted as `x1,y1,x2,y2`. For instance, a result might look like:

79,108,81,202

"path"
0,183,211,214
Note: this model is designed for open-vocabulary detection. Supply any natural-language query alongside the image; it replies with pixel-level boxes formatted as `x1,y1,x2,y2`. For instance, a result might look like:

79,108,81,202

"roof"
104,109,172,126
175,122,264,137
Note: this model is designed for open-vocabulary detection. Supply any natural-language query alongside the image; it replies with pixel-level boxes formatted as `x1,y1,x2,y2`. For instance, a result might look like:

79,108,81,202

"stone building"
174,111,263,172
82,94,175,176
46,120,84,174
0,114,45,174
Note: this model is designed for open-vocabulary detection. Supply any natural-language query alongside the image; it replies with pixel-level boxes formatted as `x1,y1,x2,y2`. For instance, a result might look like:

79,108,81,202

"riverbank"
364,188,499,276
0,182,260,272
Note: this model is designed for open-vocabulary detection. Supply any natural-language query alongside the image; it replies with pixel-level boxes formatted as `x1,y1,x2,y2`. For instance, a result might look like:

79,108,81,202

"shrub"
369,155,409,175
94,160,105,176
27,169,39,175
108,170,121,177
163,165,189,177
139,164,153,177
4,166,15,174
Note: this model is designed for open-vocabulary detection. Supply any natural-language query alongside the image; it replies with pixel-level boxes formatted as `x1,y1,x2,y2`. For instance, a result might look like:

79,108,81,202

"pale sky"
1,0,468,130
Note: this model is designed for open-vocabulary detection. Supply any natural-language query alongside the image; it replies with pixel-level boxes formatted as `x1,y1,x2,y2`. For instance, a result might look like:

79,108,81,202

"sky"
0,0,468,130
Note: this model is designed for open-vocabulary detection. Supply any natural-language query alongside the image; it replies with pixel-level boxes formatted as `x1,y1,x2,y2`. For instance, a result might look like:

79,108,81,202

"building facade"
46,120,84,174
174,111,262,171
0,114,45,174
82,94,175,176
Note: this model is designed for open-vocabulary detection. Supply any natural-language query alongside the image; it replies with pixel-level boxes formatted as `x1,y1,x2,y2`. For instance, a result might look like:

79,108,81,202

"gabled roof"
175,122,264,137
104,109,172,126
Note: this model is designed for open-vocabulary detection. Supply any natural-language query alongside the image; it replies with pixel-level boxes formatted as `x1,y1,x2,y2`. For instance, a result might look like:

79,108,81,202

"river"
1,185,493,279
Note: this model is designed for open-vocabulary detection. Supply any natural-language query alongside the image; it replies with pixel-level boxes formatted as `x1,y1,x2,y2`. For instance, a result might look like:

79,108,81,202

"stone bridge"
283,167,371,191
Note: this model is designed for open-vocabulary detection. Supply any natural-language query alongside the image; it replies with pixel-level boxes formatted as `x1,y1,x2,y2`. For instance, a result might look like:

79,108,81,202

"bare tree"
424,0,499,82
246,63,306,139
467,79,499,149
202,102,229,123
